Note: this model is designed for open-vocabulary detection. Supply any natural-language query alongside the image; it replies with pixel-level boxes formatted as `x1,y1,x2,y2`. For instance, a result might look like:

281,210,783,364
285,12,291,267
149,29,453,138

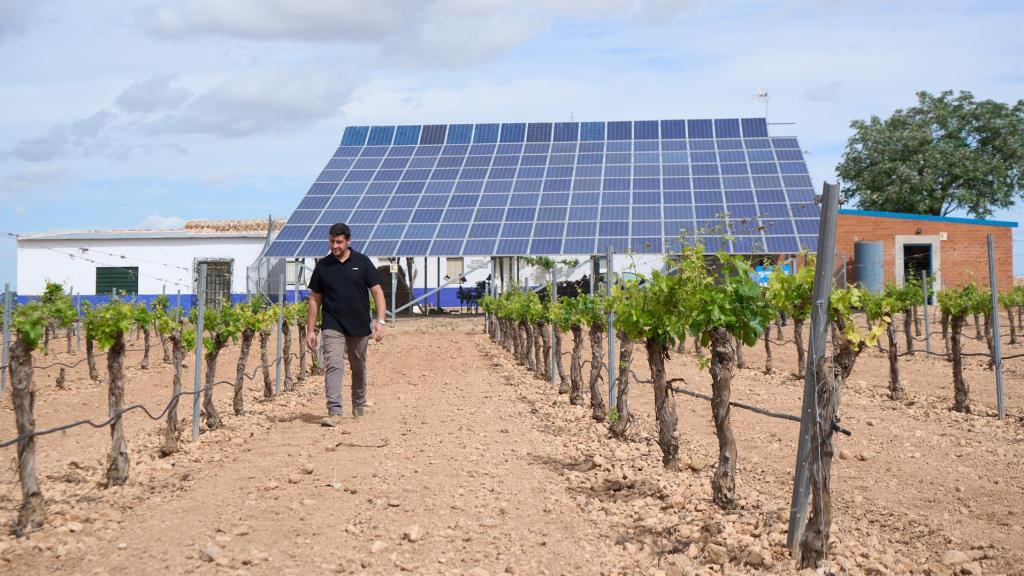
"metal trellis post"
75,290,81,353
550,268,558,389
606,247,617,412
988,235,1005,420
786,181,840,550
276,273,284,395
192,263,207,442
2,283,11,394
391,259,397,323
921,269,931,355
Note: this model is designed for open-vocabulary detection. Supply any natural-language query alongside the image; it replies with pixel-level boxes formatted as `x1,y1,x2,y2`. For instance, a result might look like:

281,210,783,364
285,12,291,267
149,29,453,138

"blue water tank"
854,241,885,293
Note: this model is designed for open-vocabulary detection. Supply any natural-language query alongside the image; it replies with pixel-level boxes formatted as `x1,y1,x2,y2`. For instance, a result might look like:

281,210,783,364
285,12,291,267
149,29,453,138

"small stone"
264,481,279,491
117,543,127,551
591,455,607,468
863,562,886,575
387,500,401,507
856,452,873,462
838,449,851,460
704,543,728,565
688,460,706,472
403,524,424,542
961,561,983,575
370,541,388,554
941,550,970,566
67,522,84,533
743,548,765,567
200,544,222,563
232,525,251,536
287,474,301,484
301,463,315,475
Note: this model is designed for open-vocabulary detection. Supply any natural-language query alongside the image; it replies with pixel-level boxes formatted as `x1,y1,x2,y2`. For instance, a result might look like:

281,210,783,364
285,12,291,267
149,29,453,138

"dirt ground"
0,314,1022,575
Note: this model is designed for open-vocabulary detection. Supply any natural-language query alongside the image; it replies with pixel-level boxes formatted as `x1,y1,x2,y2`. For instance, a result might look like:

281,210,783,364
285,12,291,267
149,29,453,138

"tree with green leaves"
549,296,585,400
576,294,609,423
677,246,774,508
838,90,1024,219
938,284,989,413
613,270,684,462
153,304,193,456
89,299,137,488
768,257,814,378
7,291,76,536
233,300,276,415
799,286,887,568
195,304,241,430
1001,286,1024,345
291,299,311,385
281,302,298,392
80,301,101,382
133,302,153,369
39,281,68,356
863,289,901,400
152,294,172,362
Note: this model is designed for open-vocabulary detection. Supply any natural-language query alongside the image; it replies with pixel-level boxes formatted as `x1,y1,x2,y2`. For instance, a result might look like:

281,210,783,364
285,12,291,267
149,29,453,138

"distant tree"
837,90,1024,218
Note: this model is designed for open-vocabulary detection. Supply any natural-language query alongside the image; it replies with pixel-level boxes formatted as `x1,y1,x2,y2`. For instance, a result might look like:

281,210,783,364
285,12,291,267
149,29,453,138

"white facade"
16,232,269,296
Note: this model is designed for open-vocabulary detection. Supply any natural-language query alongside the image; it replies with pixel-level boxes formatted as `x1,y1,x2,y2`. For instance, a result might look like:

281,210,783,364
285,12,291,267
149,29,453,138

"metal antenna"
752,89,769,117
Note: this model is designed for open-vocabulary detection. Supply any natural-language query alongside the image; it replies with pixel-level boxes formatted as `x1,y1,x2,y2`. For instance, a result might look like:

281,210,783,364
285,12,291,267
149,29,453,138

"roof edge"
838,209,1018,228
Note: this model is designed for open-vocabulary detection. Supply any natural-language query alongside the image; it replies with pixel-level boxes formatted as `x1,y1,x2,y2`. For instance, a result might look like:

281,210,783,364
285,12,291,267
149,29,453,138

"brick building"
836,209,1017,291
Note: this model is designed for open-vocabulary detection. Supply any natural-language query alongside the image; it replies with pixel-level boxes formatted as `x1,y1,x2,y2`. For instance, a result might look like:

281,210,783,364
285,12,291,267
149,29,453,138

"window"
194,259,232,310
96,267,138,296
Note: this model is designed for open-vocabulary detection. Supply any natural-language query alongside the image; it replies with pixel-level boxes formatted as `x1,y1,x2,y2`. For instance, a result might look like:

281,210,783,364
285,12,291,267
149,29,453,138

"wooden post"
787,181,839,550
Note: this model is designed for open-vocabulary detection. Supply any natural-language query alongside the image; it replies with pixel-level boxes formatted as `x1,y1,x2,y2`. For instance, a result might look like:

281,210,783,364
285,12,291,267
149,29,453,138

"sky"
1,0,1022,286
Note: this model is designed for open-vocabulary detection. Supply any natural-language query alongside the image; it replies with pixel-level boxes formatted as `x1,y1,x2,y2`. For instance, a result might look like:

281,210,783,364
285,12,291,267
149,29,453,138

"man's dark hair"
328,223,351,239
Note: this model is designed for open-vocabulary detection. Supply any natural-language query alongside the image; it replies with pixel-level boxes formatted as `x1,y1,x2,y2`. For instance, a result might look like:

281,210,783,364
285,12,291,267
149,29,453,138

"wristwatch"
375,319,386,326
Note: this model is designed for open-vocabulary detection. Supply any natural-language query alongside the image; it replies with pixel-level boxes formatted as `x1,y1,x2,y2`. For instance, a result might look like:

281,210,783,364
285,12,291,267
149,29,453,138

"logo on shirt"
352,267,359,270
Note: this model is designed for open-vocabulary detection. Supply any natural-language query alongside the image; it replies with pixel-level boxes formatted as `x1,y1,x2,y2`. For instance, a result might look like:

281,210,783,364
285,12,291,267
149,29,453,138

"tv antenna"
752,89,769,117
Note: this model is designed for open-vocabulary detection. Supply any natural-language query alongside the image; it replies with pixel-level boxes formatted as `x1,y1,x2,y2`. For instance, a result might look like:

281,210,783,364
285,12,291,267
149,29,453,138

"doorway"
902,244,932,286
894,234,940,300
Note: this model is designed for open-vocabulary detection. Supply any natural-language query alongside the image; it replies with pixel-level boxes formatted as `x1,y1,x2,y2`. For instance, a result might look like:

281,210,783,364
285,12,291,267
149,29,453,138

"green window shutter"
96,267,139,296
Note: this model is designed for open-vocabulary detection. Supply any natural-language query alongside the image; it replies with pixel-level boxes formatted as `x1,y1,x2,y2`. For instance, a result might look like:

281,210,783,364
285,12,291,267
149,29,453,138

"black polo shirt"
308,249,382,337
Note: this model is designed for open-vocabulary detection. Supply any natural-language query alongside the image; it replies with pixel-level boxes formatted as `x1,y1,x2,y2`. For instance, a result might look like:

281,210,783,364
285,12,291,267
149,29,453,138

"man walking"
306,223,387,427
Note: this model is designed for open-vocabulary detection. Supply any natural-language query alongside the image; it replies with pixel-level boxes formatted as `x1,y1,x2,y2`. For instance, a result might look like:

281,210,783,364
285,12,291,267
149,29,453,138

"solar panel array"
266,118,819,258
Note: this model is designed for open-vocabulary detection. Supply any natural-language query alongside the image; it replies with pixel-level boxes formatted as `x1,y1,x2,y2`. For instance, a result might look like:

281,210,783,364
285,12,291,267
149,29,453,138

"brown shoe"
320,415,342,427
352,406,365,418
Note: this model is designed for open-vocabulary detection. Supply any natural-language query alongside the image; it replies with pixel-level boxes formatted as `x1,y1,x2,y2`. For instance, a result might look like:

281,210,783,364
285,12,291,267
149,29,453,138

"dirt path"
0,319,637,575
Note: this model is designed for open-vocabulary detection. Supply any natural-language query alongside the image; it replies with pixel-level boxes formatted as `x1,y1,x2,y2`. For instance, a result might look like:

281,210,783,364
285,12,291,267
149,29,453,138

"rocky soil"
0,315,1021,575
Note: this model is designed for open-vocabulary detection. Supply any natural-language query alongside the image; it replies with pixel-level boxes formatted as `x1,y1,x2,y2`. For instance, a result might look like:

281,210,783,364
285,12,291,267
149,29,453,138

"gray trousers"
322,329,369,415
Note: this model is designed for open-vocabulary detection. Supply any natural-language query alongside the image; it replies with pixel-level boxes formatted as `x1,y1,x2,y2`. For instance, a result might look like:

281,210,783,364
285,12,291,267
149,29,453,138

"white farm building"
14,219,504,313
16,219,285,309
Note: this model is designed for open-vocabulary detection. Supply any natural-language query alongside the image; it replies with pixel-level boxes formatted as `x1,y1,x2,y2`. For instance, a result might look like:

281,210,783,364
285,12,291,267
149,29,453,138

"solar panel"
269,119,819,258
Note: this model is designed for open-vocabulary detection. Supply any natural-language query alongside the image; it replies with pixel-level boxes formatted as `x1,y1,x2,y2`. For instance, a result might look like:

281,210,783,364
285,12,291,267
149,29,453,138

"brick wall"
835,212,1015,291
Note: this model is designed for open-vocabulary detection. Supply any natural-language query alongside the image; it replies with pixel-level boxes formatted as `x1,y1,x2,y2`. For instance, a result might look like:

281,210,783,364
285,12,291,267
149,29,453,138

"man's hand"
305,328,319,352
373,321,386,342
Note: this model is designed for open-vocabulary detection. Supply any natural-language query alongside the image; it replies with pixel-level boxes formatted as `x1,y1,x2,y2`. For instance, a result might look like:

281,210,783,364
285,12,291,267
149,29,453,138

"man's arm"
305,292,323,352
370,285,387,342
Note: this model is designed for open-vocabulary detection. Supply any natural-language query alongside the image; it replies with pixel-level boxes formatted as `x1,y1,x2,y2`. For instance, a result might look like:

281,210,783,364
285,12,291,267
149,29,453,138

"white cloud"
116,75,194,113
147,0,701,68
138,214,186,229
148,67,361,137
0,164,66,199
0,0,45,40
152,0,420,41
7,110,115,162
